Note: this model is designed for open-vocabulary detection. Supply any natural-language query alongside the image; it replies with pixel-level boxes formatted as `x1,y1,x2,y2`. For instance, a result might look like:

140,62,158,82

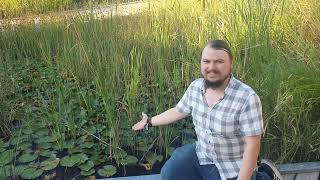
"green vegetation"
0,0,140,19
0,0,319,178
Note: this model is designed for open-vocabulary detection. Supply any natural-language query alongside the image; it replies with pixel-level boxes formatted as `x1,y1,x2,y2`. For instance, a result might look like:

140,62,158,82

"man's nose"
207,62,217,70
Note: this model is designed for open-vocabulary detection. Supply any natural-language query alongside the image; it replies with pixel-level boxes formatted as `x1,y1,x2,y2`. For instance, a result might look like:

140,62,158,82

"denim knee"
160,160,175,180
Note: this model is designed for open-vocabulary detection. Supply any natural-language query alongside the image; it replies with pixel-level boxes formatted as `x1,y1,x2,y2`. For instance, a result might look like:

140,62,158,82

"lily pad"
79,161,94,172
98,165,117,177
136,142,149,151
120,155,138,165
35,136,57,144
80,141,94,149
41,158,60,171
0,140,8,148
60,155,80,167
18,153,38,163
117,149,127,159
10,136,27,145
0,165,11,178
14,165,28,175
68,146,82,154
35,129,49,136
146,153,163,164
60,153,87,167
39,150,56,158
0,150,14,167
80,168,95,176
22,128,33,135
91,154,105,166
20,167,43,179
38,142,52,150
76,153,89,165
16,142,32,151
63,140,75,149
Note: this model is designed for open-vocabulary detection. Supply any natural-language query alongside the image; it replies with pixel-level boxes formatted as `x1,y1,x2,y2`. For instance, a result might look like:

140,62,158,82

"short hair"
206,40,233,60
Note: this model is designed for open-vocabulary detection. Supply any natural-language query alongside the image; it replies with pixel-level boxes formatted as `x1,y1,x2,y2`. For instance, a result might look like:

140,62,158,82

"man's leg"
199,164,222,180
227,171,272,180
160,144,202,180
257,159,283,180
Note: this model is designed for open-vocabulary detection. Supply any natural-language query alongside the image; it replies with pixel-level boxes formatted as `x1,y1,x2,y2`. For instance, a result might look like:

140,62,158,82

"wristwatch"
144,117,153,131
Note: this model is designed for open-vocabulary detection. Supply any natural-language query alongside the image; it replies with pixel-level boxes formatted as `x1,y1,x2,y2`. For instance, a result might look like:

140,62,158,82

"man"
132,40,282,180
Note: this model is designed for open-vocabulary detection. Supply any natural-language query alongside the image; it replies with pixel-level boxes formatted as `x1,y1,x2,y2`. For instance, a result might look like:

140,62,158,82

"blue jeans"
160,144,271,180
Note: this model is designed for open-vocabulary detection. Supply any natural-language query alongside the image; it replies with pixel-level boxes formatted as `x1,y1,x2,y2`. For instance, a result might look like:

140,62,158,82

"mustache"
206,69,220,74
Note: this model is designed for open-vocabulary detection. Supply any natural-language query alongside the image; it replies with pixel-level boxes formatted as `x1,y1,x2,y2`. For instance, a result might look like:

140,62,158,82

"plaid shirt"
175,75,264,180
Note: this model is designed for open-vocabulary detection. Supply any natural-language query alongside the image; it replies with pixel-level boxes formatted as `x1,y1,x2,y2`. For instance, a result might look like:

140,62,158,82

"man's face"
200,46,232,88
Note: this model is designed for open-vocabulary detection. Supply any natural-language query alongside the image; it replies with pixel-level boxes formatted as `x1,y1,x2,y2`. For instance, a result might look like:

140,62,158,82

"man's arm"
237,135,261,180
132,107,188,131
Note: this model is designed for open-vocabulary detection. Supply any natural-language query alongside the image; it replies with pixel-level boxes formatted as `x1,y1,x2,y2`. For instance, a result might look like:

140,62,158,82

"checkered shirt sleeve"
175,82,193,115
239,93,264,136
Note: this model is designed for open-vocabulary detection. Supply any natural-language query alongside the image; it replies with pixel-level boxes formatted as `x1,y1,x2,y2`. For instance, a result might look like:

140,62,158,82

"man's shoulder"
190,78,204,87
231,77,258,97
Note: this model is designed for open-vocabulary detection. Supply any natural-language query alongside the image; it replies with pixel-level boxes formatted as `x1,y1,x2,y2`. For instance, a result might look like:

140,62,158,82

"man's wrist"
144,117,153,130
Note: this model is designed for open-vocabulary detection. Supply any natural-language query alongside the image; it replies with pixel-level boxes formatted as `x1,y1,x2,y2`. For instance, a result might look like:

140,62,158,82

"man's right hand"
132,112,148,131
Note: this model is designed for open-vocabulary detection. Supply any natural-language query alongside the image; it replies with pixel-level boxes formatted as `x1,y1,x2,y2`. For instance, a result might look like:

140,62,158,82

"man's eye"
216,60,224,64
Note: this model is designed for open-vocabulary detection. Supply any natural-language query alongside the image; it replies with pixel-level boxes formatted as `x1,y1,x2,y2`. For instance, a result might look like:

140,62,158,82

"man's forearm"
150,107,188,126
237,135,261,180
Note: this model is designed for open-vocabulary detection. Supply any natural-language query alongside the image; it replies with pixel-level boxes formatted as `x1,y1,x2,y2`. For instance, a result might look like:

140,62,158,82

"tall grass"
1,0,319,165
0,0,141,19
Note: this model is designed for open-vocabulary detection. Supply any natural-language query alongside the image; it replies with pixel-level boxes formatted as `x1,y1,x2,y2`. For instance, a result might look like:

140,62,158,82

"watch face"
144,123,149,131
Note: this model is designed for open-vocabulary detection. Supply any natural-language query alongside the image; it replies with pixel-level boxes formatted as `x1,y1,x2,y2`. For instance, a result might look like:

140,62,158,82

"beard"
204,79,224,89
204,73,230,89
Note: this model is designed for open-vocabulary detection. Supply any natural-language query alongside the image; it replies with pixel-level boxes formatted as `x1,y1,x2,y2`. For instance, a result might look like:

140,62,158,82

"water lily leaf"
76,153,89,165
41,158,60,171
136,141,148,151
51,142,63,151
98,165,117,177
22,128,33,135
81,168,95,176
120,155,138,165
23,149,33,154
91,154,105,166
39,150,56,158
79,161,94,172
96,125,105,133
60,155,80,167
80,142,94,149
20,167,43,179
87,126,96,134
63,140,75,149
18,153,38,163
146,153,163,164
14,165,28,175
16,142,32,151
117,149,127,159
0,165,11,178
0,140,8,149
0,150,14,166
35,129,49,136
68,146,82,154
10,136,27,145
35,136,57,144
